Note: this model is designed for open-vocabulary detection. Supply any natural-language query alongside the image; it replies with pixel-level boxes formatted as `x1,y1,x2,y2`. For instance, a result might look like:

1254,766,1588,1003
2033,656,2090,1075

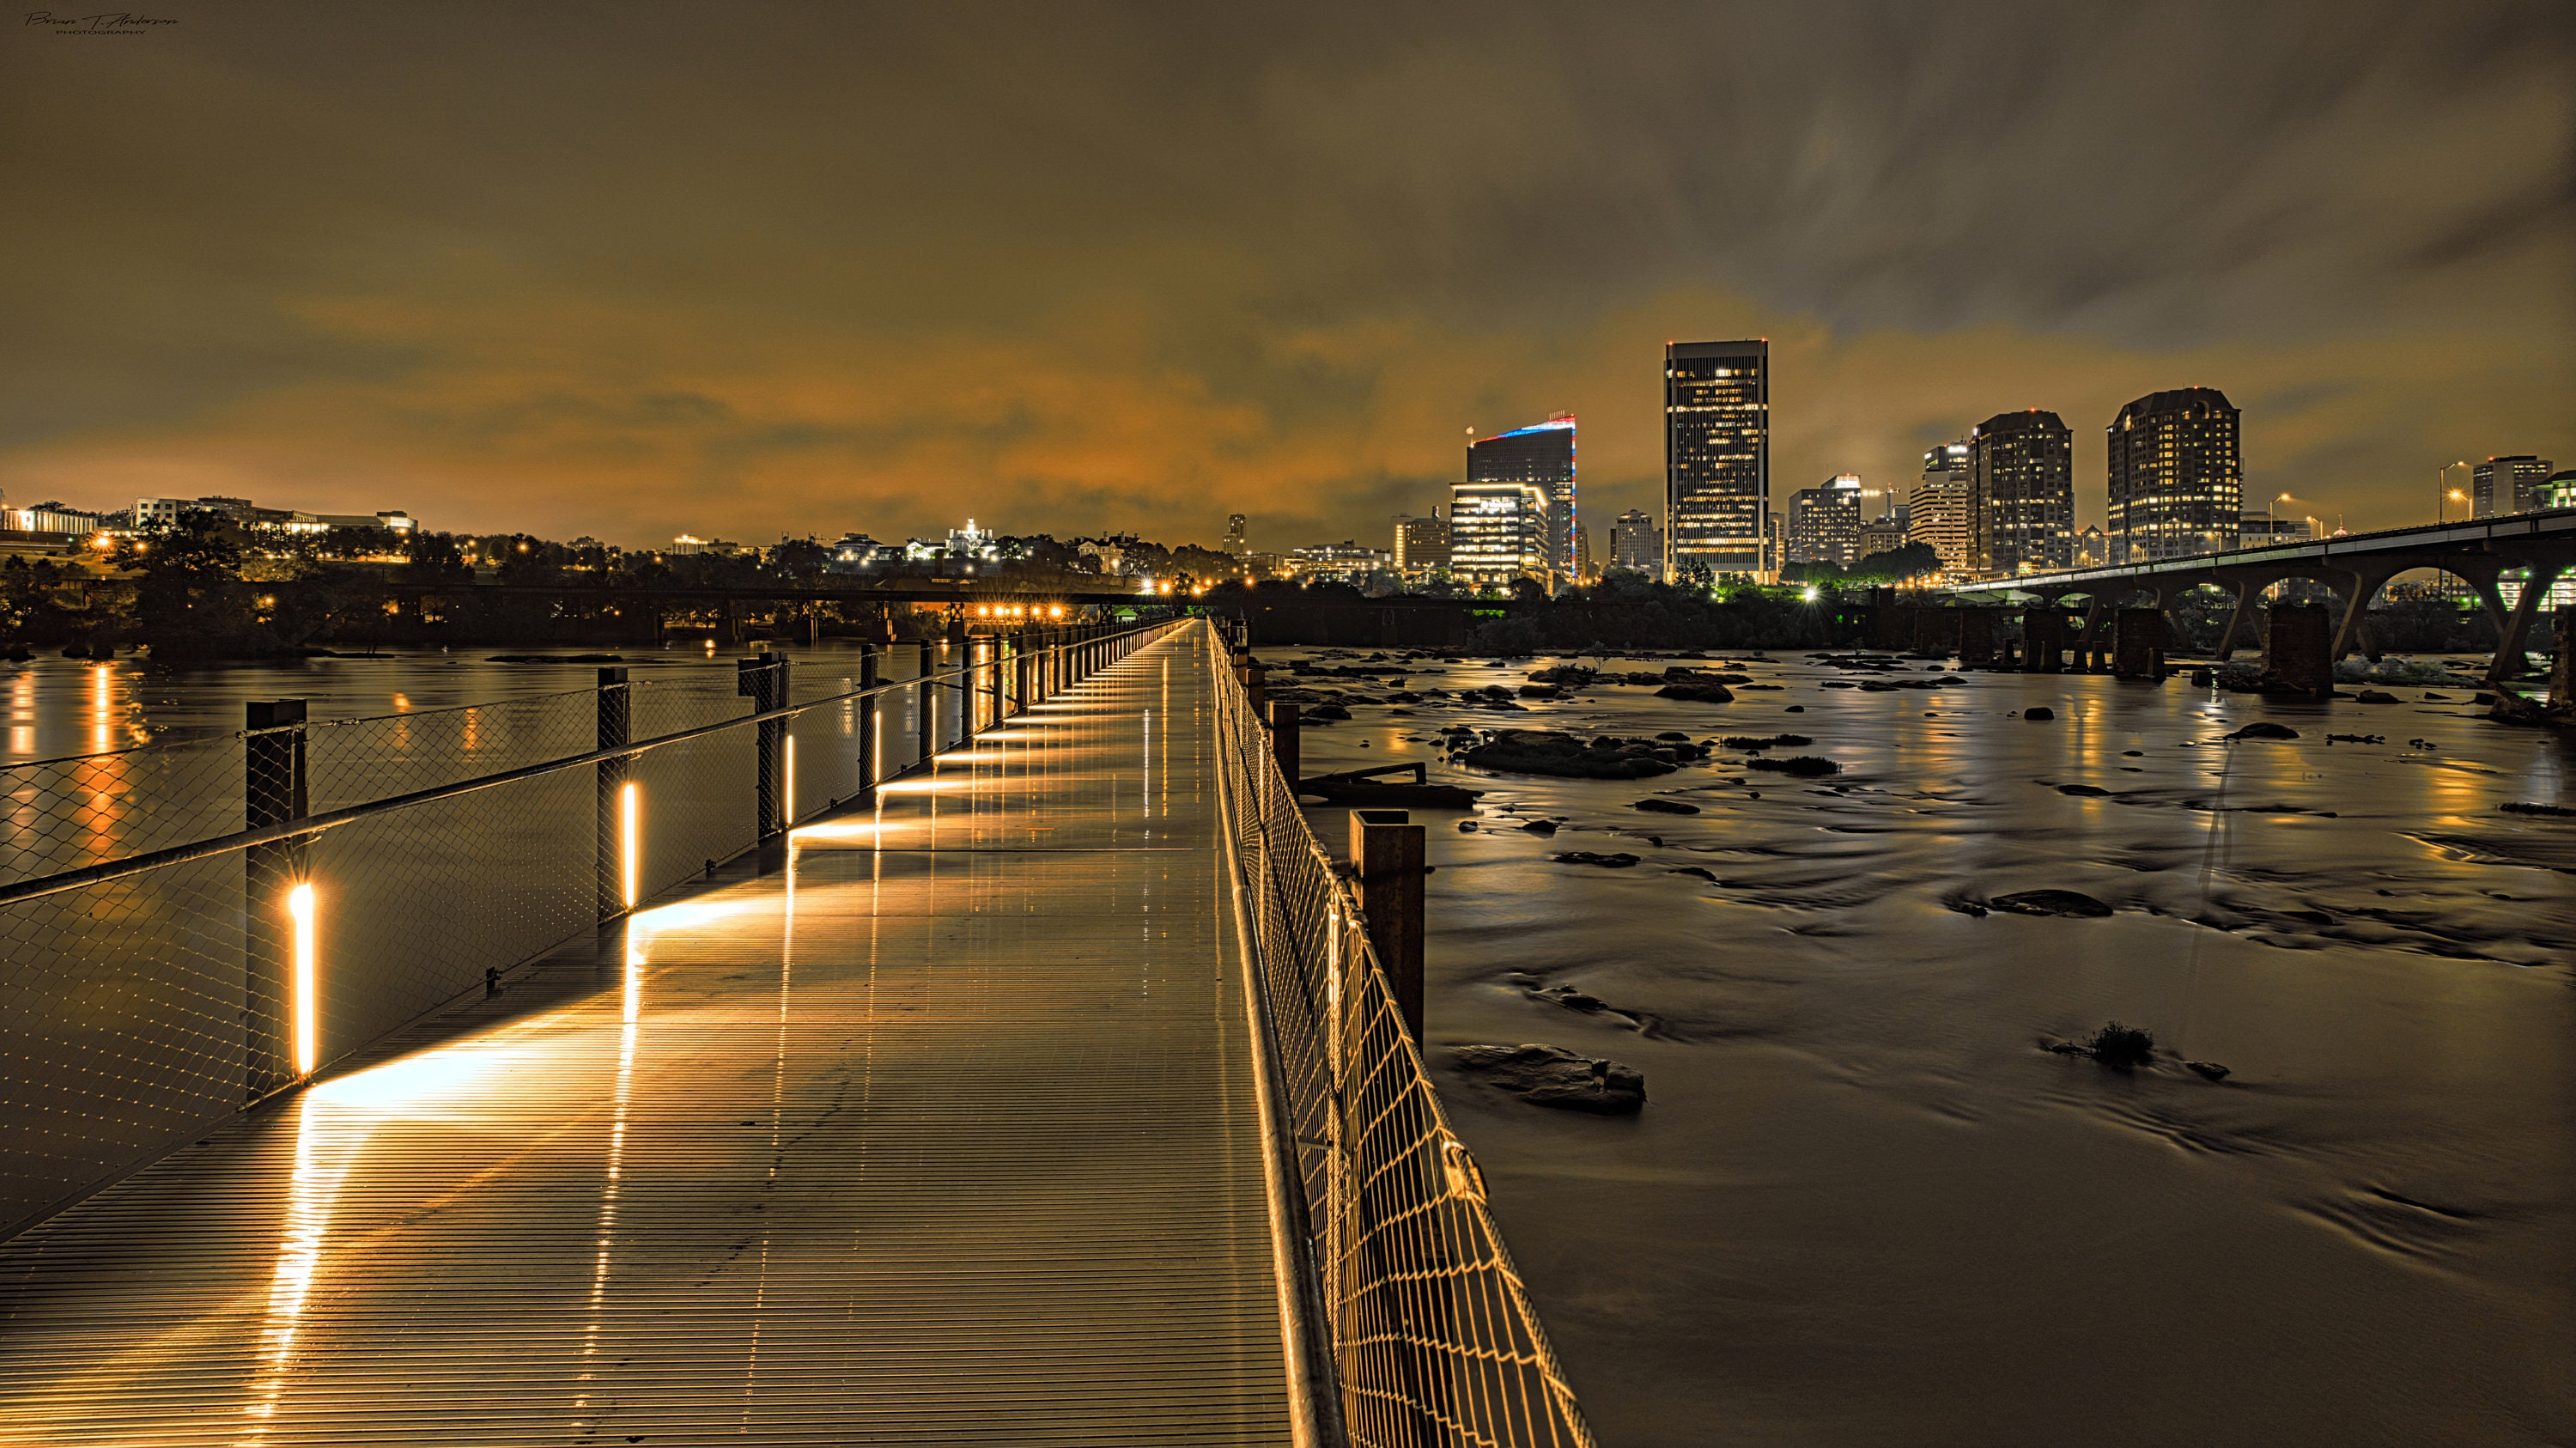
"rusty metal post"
1269,700,1301,795
1350,808,1426,1042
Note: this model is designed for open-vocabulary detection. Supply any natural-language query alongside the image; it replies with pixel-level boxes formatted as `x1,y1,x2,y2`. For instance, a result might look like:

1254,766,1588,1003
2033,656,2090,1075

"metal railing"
1209,628,1595,1447
0,618,1177,1236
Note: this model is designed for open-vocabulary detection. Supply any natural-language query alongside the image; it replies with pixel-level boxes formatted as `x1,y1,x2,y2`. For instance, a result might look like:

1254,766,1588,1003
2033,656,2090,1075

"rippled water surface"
1285,648,2573,1448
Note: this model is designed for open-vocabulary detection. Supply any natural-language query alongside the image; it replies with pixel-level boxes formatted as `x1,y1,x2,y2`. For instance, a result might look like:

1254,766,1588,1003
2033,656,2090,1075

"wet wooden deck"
0,625,1293,1444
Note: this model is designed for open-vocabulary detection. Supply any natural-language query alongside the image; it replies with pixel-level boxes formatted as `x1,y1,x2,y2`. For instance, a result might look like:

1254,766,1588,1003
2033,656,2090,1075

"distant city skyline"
2,5,2564,557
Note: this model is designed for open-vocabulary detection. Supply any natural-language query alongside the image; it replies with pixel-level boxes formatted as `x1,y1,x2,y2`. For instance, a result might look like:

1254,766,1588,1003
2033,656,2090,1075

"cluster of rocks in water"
1450,727,1714,779
1448,1043,1647,1114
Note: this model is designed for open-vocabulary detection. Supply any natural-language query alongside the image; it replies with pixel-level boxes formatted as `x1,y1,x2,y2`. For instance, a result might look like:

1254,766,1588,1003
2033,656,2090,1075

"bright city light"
1801,586,1820,601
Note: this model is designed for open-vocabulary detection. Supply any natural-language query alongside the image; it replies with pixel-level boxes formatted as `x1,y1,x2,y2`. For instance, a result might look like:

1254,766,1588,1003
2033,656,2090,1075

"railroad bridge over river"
0,620,1591,1445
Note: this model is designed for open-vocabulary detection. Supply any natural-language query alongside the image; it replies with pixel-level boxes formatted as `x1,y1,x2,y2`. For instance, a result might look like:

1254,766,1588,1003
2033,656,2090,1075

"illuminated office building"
1666,339,1769,579
1467,415,1577,577
1610,508,1661,580
1447,480,1550,587
1785,475,1864,569
2475,455,2556,517
1391,509,1450,574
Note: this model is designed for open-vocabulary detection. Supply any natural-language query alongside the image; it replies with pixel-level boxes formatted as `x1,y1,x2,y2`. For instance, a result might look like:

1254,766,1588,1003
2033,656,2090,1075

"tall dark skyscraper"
1968,409,2075,575
2107,387,2242,563
1665,339,1769,579
1467,415,1577,578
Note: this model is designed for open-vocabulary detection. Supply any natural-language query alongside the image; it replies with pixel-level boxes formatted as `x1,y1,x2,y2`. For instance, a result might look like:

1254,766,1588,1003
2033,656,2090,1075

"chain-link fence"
1211,631,1596,1448
0,622,1167,1237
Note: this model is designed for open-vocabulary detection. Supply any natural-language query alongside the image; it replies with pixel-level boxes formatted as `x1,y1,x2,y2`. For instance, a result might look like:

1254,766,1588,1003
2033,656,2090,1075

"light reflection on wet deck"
0,628,1290,1445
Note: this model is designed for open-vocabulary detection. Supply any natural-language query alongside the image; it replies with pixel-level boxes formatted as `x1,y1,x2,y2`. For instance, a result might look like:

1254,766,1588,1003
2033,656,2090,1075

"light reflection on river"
0,641,892,759
0,642,919,879
1287,648,2573,1448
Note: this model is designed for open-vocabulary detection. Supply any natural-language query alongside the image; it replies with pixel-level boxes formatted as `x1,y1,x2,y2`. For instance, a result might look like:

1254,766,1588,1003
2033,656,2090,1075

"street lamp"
2437,461,2469,522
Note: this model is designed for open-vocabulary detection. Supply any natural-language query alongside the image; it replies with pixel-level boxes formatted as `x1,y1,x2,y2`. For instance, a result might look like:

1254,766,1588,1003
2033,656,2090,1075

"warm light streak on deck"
785,820,884,843
309,1040,528,1115
877,776,973,794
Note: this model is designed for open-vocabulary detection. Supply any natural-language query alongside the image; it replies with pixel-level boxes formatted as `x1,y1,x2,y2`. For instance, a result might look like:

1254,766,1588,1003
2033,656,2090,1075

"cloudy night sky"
3,1,2568,551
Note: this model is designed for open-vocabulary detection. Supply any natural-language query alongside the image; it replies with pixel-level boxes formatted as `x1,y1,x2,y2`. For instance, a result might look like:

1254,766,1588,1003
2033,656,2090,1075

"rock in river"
2024,706,2057,721
1461,728,1682,779
2225,721,2300,740
1552,850,1640,867
1655,680,1736,703
1449,1044,1646,1114
1989,888,2114,918
1632,798,1702,814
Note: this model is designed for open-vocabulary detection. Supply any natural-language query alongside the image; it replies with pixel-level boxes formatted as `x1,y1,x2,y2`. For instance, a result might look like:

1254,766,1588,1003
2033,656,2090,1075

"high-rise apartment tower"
1969,410,2075,575
1909,440,1971,575
2107,387,2242,563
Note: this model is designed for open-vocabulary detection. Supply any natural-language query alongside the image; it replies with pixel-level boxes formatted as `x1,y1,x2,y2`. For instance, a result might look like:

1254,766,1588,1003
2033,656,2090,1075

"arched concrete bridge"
1917,508,2576,683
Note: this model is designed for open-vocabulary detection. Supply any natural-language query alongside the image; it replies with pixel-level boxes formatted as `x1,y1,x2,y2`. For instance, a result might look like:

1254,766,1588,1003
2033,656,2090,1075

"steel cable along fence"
0,628,1153,1234
1211,642,1595,1448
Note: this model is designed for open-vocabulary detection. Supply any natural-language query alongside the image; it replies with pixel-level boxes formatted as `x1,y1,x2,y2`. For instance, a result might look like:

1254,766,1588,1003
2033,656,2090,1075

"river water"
6,642,2569,1444
1280,648,2573,1448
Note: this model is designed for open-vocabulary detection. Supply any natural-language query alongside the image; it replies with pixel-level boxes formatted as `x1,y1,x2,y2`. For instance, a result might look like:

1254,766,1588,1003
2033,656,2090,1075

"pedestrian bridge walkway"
0,630,1294,1444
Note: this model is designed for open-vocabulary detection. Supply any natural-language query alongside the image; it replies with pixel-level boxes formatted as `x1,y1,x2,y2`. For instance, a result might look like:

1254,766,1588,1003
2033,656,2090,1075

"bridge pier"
1868,591,1911,651
2021,607,2067,673
2491,560,2569,684
1911,605,1959,657
2260,601,2334,697
2112,608,2165,678
2212,578,2260,661
1959,606,2000,666
2329,564,2398,662
2554,607,2574,718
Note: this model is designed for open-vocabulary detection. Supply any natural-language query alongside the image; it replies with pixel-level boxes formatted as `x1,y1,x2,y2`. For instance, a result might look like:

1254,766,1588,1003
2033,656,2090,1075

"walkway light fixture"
620,782,641,910
287,882,318,1077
